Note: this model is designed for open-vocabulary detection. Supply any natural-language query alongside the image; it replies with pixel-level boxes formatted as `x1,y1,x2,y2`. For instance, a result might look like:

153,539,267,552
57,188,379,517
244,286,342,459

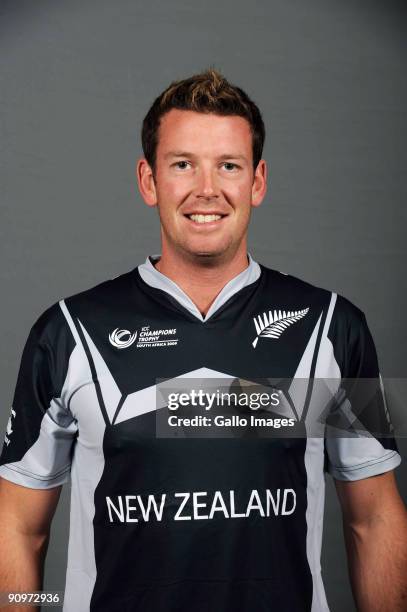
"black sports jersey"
0,254,401,612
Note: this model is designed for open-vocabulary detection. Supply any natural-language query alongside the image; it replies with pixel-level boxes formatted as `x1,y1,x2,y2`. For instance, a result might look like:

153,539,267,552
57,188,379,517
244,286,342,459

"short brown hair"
141,67,266,177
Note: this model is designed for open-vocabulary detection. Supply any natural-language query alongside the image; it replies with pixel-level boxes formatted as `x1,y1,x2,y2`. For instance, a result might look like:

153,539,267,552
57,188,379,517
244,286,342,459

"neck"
153,245,250,317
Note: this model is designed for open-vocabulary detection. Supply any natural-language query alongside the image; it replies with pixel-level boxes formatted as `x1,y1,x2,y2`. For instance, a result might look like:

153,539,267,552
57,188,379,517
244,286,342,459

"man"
0,68,406,612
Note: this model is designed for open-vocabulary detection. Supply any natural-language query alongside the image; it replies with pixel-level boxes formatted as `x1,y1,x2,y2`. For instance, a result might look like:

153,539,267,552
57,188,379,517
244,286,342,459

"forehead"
157,109,253,157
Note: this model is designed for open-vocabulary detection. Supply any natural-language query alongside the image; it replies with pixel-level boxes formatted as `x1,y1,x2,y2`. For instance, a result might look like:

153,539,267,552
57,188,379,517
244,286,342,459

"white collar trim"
138,253,261,322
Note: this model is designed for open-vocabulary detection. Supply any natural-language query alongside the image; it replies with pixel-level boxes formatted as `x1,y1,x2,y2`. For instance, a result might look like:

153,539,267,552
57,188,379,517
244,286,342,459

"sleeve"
325,302,402,481
0,302,78,489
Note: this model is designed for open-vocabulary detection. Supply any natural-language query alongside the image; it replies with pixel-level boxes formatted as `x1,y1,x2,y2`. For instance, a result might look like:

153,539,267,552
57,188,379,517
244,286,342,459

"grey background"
0,0,406,610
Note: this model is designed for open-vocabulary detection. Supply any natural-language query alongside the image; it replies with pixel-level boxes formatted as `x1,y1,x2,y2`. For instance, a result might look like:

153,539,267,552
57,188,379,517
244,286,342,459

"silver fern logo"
109,328,137,349
252,308,309,348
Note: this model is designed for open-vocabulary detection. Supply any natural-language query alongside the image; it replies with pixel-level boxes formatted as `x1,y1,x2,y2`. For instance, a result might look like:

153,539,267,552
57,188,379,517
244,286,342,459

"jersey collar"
137,252,261,322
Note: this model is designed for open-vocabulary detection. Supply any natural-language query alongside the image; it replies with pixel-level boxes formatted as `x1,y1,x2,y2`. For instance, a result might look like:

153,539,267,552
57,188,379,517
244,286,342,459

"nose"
195,165,219,199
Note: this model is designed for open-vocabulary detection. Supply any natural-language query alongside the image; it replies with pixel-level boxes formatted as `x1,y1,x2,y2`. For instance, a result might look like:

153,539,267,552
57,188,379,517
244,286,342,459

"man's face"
140,109,266,262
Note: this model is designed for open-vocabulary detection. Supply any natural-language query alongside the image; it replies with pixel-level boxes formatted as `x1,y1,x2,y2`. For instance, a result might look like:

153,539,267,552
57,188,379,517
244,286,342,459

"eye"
173,160,191,170
222,162,239,171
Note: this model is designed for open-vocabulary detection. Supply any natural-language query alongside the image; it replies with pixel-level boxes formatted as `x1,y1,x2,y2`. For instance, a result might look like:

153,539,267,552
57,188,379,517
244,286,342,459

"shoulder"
259,265,380,374
28,268,135,347
257,262,369,346
61,268,135,312
258,262,330,299
260,262,364,314
258,262,341,310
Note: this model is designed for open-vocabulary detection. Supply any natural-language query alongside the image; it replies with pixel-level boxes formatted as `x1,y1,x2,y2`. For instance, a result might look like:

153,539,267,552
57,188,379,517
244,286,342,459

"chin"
186,247,231,262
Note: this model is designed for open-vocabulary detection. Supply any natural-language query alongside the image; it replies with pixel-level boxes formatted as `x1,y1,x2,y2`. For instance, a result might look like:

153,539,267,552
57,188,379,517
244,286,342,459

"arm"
0,477,62,612
335,470,407,612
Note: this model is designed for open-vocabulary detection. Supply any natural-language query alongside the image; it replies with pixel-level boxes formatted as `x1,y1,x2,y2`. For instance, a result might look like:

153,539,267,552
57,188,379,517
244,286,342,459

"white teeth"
189,214,222,223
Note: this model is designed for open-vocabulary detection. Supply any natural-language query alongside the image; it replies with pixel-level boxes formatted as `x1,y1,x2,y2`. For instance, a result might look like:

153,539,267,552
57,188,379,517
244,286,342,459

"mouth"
184,213,228,226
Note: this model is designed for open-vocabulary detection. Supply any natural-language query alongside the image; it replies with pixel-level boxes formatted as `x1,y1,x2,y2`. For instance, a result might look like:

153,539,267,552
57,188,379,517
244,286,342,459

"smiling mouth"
185,213,227,224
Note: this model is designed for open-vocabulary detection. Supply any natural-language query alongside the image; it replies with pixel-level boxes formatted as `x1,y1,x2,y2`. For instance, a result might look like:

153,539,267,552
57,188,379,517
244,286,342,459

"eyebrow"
164,151,247,161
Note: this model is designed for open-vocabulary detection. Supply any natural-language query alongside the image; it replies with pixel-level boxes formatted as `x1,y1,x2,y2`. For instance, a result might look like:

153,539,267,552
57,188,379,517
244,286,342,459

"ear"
136,158,158,207
251,159,267,208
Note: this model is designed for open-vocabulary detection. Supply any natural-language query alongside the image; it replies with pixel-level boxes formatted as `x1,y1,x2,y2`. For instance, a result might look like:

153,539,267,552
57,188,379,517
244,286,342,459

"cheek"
229,180,252,201
157,177,190,205
232,186,253,215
